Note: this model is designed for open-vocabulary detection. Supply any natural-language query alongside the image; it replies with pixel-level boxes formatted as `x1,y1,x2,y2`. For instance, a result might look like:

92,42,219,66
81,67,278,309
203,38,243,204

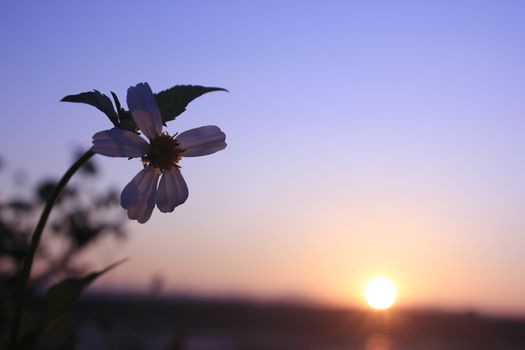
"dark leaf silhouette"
16,260,125,349
154,85,228,123
42,258,127,326
111,91,137,131
61,90,119,127
61,85,227,131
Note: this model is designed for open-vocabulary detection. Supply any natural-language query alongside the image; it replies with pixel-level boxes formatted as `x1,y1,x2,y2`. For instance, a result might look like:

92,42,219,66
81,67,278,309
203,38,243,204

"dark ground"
54,294,525,350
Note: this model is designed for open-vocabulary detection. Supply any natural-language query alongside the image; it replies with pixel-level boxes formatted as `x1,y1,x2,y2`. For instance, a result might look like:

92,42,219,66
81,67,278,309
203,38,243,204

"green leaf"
42,258,127,325
61,90,119,127
17,259,127,350
154,85,228,123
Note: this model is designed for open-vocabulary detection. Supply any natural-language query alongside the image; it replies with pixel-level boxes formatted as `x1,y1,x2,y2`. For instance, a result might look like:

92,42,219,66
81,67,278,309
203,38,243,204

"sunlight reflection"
365,333,390,350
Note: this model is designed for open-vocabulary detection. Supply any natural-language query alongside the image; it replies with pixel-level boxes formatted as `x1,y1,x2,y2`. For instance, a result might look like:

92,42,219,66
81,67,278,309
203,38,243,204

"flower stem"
8,149,95,349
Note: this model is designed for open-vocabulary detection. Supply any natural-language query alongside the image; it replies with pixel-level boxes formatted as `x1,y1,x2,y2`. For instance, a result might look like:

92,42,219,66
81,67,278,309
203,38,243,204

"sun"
364,277,397,310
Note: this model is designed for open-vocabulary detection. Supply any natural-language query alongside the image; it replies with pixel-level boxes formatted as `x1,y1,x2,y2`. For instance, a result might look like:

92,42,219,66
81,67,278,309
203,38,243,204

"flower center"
142,133,184,171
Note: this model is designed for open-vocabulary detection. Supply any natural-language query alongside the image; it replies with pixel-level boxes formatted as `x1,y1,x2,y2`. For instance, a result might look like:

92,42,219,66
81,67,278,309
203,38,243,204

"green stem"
8,149,95,349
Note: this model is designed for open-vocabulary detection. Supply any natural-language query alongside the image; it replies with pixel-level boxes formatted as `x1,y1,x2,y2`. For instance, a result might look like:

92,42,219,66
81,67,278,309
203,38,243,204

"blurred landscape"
64,294,525,350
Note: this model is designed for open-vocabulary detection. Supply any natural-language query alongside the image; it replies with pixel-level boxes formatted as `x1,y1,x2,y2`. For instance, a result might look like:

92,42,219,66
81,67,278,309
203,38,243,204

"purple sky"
2,1,525,315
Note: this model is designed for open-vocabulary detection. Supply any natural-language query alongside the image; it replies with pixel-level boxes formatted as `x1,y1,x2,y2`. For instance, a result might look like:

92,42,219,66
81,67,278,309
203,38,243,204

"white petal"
121,166,160,223
176,125,227,157
126,82,163,140
156,168,189,212
92,128,149,158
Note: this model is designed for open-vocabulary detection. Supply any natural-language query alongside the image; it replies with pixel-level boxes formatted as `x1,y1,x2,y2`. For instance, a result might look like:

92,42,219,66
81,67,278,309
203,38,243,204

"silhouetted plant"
3,82,227,350
0,152,124,290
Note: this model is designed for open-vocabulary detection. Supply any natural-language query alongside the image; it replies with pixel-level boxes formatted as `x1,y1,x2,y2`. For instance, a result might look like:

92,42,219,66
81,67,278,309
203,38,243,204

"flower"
91,82,226,223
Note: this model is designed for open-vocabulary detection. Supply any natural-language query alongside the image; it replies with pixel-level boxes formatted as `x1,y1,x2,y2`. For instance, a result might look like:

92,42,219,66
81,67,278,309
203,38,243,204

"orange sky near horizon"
2,1,525,317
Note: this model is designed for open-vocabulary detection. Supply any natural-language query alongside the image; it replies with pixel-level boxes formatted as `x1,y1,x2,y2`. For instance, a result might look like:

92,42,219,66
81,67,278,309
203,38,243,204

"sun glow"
364,277,397,310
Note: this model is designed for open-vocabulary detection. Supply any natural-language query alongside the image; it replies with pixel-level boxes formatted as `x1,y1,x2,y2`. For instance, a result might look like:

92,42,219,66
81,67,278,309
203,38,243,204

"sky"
1,0,525,315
